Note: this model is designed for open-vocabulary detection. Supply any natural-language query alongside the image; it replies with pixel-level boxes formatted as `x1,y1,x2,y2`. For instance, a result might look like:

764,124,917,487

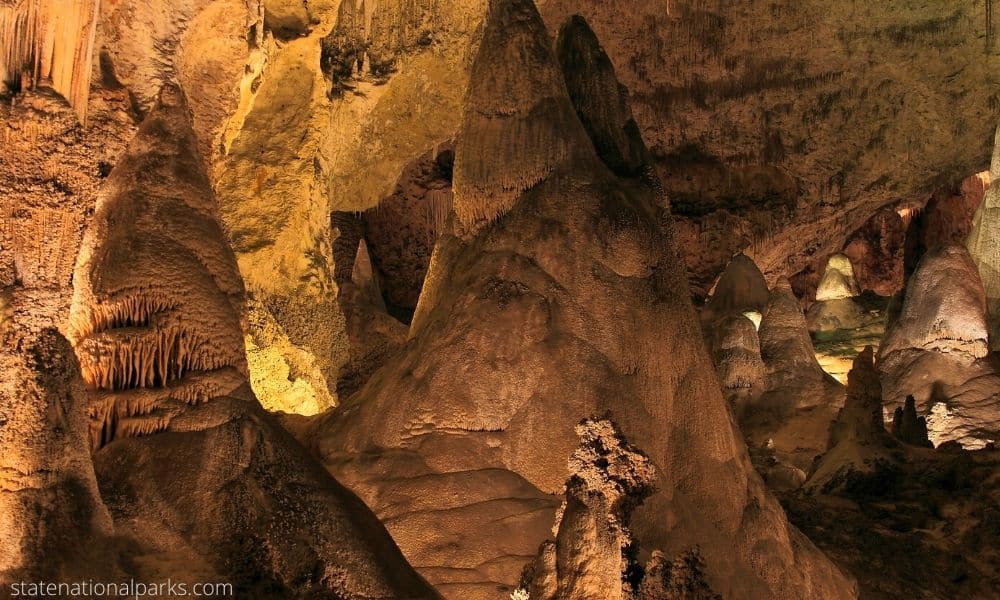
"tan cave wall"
537,0,999,296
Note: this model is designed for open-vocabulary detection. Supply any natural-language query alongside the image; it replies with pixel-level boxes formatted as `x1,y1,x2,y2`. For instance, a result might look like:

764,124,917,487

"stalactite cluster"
0,0,99,122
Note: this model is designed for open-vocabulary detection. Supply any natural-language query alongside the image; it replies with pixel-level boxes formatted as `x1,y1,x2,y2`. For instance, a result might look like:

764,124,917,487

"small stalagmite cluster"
518,419,720,600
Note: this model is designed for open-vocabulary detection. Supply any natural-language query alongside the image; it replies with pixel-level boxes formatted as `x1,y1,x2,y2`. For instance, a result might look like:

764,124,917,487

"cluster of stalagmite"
313,3,856,598
518,419,721,600
891,396,933,448
0,0,99,121
877,243,1000,448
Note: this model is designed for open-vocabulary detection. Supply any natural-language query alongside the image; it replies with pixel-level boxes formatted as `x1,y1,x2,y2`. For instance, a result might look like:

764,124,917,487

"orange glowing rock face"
67,85,248,449
0,0,100,122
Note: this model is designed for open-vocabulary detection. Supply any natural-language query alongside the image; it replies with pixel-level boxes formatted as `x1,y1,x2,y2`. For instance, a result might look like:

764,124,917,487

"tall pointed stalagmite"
555,15,652,178
967,125,1000,349
741,277,845,469
65,85,439,599
312,5,856,599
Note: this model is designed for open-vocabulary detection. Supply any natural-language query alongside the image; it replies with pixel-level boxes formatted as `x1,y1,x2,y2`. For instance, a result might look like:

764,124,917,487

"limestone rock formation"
709,313,765,416
336,239,407,398
700,253,770,327
880,244,990,360
555,15,652,179
890,395,933,448
0,0,99,121
807,253,867,333
843,206,907,297
520,418,657,600
0,326,116,584
538,0,999,299
67,84,249,448
806,347,895,493
56,83,438,598
749,278,844,469
518,419,721,600
815,254,860,302
967,125,1000,349
878,243,1000,448
313,4,855,598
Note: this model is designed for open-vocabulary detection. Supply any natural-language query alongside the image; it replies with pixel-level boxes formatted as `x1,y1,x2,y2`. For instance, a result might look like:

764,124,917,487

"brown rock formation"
58,83,438,598
67,84,249,448
519,418,721,600
806,347,894,492
0,325,116,584
709,313,765,416
537,0,999,297
313,5,855,598
890,395,933,448
0,0,99,121
843,206,907,297
700,253,769,327
520,418,657,600
747,278,844,470
967,125,1000,349
878,243,1000,448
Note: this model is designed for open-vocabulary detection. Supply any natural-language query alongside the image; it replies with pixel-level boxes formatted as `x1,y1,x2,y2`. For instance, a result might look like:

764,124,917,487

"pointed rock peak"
816,253,860,301
67,81,247,449
556,14,652,178
828,345,888,448
351,238,385,310
703,254,770,323
453,0,596,235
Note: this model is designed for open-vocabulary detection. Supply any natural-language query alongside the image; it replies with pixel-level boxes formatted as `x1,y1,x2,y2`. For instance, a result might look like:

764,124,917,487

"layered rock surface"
312,5,855,599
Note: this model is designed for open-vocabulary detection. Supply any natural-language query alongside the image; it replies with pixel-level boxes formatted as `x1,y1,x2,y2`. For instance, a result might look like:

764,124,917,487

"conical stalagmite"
65,85,440,599
555,15,652,178
891,396,933,448
807,347,895,492
815,253,861,301
749,278,845,468
312,5,855,599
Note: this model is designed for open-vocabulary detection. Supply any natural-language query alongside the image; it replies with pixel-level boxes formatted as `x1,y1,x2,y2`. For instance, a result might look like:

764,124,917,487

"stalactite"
0,0,100,123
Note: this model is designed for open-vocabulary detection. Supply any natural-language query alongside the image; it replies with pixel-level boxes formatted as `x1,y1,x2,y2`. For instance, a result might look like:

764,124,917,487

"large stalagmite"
64,84,439,598
750,278,845,469
878,243,1000,448
312,5,855,599
0,325,116,584
700,253,770,327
